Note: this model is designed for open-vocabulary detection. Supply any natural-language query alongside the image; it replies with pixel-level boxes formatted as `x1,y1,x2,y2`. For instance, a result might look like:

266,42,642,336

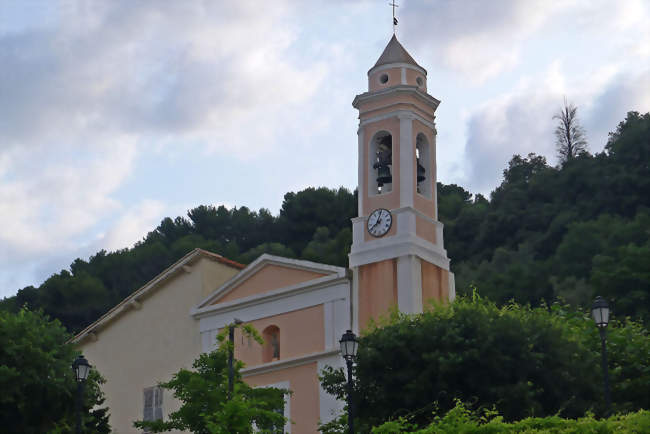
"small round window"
379,74,389,84
416,77,424,86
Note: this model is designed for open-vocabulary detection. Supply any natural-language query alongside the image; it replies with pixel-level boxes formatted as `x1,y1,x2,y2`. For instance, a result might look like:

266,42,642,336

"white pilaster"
396,206,416,235
397,255,422,314
399,114,414,208
448,271,456,302
351,216,365,251
351,267,360,334
317,354,345,424
432,131,438,220
401,67,407,84
357,128,364,216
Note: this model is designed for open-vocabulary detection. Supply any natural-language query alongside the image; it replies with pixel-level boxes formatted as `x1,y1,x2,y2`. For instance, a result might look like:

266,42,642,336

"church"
73,34,454,434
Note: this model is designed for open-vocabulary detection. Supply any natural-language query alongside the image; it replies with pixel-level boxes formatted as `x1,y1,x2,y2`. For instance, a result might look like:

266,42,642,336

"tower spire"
389,1,398,34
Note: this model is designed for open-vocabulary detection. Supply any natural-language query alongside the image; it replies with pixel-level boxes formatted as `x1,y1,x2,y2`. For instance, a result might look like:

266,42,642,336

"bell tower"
349,35,455,332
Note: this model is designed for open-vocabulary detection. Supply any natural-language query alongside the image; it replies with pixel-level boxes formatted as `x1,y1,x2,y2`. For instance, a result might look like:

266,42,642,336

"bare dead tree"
553,97,588,163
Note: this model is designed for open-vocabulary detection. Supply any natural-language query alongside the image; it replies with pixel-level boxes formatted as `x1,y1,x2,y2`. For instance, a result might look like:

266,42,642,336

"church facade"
74,35,453,433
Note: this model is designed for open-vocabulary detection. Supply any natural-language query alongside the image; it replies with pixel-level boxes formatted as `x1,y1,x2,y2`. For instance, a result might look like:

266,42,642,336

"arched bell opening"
416,133,431,198
262,325,280,363
370,131,393,195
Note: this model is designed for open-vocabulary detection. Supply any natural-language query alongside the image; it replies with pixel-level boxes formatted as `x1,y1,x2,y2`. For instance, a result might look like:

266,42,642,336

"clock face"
367,208,392,237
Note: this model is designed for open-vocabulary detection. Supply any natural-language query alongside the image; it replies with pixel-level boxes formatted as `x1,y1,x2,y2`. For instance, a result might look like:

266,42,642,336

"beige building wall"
77,255,240,434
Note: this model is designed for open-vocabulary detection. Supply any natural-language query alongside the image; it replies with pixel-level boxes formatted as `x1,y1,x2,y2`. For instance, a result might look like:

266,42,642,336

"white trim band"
241,349,340,377
349,233,450,269
360,109,436,131
368,62,427,77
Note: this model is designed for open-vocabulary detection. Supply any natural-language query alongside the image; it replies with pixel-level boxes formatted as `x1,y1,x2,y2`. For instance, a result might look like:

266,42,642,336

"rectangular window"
143,386,163,431
253,381,290,433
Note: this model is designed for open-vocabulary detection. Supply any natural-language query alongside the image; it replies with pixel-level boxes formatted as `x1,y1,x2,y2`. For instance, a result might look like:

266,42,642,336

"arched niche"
369,131,393,195
262,325,280,363
416,133,431,198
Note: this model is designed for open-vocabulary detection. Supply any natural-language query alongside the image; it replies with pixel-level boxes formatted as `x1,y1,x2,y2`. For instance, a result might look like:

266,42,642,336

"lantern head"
591,296,610,329
72,355,91,382
340,330,358,360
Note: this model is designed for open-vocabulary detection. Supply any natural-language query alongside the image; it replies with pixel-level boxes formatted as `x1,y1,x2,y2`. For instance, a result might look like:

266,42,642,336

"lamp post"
340,330,358,434
591,296,611,416
227,318,243,400
72,355,91,434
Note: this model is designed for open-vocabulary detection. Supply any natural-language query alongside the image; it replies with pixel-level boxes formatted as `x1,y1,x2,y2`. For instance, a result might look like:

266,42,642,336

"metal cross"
389,1,399,33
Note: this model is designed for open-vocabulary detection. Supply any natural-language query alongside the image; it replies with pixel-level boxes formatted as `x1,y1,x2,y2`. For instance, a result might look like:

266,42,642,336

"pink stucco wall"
215,264,327,303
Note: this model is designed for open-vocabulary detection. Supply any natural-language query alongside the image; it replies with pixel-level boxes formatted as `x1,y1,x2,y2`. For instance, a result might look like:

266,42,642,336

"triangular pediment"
196,254,346,308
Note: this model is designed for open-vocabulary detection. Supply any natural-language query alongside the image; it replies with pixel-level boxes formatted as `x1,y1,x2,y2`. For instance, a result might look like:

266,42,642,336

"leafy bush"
320,294,650,431
372,401,650,433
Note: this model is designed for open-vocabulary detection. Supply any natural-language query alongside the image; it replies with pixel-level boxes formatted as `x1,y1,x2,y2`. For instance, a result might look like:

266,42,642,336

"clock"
367,208,392,237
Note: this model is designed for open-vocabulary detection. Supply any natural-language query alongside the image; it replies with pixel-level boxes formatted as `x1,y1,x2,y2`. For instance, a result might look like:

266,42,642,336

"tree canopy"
2,112,649,333
0,308,110,433
320,295,650,432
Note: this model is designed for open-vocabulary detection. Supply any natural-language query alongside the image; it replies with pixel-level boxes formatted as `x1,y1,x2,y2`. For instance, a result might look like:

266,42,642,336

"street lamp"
340,330,358,434
228,318,243,400
72,355,91,434
591,296,611,415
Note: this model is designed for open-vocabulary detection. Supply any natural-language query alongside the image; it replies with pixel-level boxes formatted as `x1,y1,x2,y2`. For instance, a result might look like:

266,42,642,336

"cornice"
349,232,450,269
241,349,340,377
352,85,440,111
191,274,350,319
195,254,347,309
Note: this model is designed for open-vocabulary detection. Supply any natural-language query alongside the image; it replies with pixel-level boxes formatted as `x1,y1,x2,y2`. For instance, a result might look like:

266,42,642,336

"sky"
1,0,649,298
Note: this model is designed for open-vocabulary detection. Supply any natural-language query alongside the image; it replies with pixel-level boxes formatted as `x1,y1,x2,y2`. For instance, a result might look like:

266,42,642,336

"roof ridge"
70,248,242,343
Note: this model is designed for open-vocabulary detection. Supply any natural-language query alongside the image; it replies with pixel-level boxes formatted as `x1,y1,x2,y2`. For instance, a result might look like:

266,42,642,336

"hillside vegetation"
1,112,648,333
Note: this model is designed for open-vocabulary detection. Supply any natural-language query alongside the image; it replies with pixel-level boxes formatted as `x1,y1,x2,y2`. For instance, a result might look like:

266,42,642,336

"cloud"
464,85,559,193
585,70,650,146
399,0,649,86
0,0,326,156
400,0,568,83
0,139,137,260
97,199,166,251
0,0,329,296
463,65,650,194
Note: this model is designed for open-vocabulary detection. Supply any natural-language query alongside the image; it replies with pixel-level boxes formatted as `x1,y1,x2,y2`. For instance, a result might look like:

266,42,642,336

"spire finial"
389,1,399,34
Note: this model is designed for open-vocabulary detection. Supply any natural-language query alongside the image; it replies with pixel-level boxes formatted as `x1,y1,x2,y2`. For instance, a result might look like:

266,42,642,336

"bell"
376,164,392,186
417,161,426,183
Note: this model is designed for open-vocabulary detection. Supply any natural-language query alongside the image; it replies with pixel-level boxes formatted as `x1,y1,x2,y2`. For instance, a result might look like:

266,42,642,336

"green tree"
0,308,110,433
320,295,650,431
278,187,356,255
3,111,649,334
302,226,352,267
591,240,650,324
134,323,288,434
238,242,296,265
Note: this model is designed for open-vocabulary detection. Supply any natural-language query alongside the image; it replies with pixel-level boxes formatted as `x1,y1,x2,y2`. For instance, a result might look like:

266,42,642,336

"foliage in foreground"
0,308,110,434
371,401,650,433
134,322,288,434
320,294,650,431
